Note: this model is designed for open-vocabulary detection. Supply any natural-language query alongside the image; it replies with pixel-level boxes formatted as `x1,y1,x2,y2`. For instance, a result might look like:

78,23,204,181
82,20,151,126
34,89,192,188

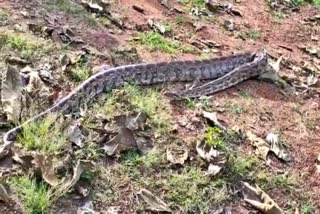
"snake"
1,51,269,154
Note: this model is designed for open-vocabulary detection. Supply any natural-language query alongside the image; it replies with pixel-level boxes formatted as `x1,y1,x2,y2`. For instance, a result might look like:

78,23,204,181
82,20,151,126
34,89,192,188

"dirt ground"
0,0,319,213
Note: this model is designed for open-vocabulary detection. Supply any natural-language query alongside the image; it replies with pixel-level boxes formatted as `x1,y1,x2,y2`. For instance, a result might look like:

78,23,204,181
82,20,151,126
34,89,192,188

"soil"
0,0,319,213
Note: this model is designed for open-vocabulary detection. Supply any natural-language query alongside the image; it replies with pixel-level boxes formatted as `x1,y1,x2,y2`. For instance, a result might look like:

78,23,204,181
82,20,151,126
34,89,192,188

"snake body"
2,52,268,151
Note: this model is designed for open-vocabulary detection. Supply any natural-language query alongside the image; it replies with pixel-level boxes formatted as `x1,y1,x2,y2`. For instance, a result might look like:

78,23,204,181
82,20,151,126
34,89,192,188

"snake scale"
1,51,268,152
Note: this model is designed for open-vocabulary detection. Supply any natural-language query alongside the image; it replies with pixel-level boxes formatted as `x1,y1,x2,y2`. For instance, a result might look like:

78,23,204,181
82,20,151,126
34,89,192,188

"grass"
241,29,261,41
0,32,53,59
17,114,66,154
46,0,96,25
178,0,206,7
70,64,90,82
8,176,52,214
96,84,172,134
228,154,259,178
134,32,194,54
165,166,227,213
225,102,246,114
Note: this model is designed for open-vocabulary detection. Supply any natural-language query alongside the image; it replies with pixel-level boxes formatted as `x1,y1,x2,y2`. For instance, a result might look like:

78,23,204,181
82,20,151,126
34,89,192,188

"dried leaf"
114,112,148,130
33,153,60,187
166,146,188,165
77,199,96,214
196,140,221,162
67,122,84,148
204,164,222,177
246,131,270,160
241,182,284,214
266,133,291,162
137,188,172,212
316,154,320,174
103,127,137,155
0,184,10,203
202,110,226,131
53,160,84,198
25,71,51,98
1,65,23,123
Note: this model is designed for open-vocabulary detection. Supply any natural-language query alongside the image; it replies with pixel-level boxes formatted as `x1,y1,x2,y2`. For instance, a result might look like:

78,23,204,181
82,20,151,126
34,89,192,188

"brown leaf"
103,127,137,155
0,184,10,203
1,65,23,123
246,131,270,160
137,188,172,212
241,182,284,214
32,153,60,187
202,110,226,131
166,146,188,165
266,133,291,162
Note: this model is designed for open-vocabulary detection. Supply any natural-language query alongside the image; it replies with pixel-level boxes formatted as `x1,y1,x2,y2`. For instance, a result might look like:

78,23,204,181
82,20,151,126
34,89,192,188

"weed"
135,32,193,54
0,9,9,26
204,127,225,149
228,154,259,179
70,64,90,82
166,166,227,213
8,176,52,214
256,171,296,191
199,96,211,109
0,32,52,59
301,203,315,214
184,97,196,109
178,0,206,7
17,114,66,154
175,15,185,25
225,102,245,114
47,0,96,25
240,29,261,41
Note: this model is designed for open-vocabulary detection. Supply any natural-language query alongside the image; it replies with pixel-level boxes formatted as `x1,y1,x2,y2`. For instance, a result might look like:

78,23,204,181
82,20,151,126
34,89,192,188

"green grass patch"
97,84,172,134
134,32,194,54
240,29,261,41
178,0,206,7
17,114,66,154
165,166,227,213
225,102,246,114
70,64,90,82
0,32,53,59
46,0,96,25
8,176,52,214
256,171,296,191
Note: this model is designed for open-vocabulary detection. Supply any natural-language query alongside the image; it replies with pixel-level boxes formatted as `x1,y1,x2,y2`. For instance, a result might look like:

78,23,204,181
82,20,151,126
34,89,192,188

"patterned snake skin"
1,51,268,152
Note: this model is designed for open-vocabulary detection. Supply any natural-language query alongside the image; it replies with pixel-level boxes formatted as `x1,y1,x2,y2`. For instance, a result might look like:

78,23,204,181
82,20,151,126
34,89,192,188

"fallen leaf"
32,153,60,187
316,154,320,174
53,160,84,200
166,146,188,165
77,199,96,214
266,133,291,162
25,71,51,99
103,127,137,155
196,140,221,162
246,131,270,160
202,110,226,131
1,65,23,123
0,184,10,203
241,182,284,214
204,164,222,177
114,112,148,131
67,122,84,148
137,188,172,212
